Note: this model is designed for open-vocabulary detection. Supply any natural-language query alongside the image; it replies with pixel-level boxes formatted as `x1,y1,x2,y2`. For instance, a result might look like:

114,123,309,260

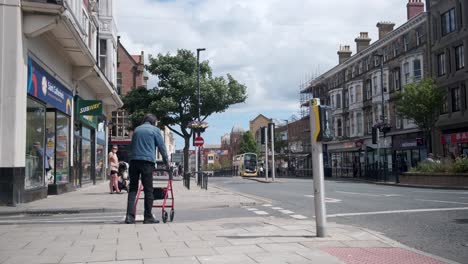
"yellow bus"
233,153,258,177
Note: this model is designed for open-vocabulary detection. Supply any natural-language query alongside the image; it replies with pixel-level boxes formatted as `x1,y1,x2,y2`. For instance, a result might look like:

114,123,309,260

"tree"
239,131,259,155
122,49,247,174
396,78,443,152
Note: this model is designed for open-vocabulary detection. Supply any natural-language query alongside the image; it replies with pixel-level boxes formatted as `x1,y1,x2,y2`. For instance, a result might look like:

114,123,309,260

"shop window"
451,87,461,112
441,8,456,36
438,53,446,76
455,45,464,70
55,112,70,184
81,126,92,183
413,59,422,81
25,98,46,189
45,112,56,184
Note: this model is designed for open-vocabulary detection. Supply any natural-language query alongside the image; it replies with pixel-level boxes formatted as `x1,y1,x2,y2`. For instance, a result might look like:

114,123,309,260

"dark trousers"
126,160,155,220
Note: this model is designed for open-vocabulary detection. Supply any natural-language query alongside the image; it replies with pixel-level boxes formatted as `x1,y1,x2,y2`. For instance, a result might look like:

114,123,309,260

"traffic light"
268,123,275,143
372,127,377,144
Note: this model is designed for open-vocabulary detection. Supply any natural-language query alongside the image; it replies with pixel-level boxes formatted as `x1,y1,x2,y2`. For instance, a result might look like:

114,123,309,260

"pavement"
0,178,461,264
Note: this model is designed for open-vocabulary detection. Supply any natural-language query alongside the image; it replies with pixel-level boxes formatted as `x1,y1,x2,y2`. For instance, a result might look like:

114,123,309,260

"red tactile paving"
321,247,448,264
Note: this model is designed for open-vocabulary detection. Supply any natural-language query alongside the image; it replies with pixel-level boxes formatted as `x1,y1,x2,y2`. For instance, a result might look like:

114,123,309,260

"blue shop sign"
27,57,73,115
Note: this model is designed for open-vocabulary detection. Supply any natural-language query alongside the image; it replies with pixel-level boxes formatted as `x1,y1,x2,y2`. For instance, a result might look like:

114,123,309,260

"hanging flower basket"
188,121,209,133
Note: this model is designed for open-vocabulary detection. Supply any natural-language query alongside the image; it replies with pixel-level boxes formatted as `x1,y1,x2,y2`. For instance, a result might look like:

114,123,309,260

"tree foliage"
122,49,247,173
239,131,259,155
396,78,443,151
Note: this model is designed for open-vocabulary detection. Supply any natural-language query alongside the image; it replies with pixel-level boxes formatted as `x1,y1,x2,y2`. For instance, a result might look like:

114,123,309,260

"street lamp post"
196,48,205,182
373,53,389,181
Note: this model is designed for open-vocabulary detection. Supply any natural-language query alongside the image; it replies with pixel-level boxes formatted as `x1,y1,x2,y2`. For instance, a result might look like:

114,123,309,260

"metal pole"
196,48,205,183
270,123,276,181
380,55,386,181
264,126,269,180
309,99,327,237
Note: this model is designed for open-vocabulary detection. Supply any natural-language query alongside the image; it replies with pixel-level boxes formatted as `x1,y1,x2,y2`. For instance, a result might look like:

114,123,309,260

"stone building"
302,0,428,180
427,0,468,158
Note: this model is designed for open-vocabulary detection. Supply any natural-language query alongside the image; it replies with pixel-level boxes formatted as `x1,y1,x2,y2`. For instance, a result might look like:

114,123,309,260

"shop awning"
328,147,362,153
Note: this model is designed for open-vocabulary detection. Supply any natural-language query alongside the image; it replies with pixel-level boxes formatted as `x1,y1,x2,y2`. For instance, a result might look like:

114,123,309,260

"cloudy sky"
115,0,416,149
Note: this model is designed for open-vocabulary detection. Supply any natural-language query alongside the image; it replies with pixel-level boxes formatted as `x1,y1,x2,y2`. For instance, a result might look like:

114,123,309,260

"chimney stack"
376,22,395,40
355,32,371,53
407,0,424,20
337,45,352,64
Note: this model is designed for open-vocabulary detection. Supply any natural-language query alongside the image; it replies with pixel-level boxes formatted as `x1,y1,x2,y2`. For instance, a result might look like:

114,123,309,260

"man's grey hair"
142,114,157,126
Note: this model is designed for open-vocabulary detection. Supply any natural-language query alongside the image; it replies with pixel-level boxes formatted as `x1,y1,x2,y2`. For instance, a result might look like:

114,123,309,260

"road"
208,177,468,264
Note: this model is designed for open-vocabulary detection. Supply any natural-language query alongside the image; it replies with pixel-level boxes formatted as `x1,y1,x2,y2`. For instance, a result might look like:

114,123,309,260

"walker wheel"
162,210,168,223
170,209,175,222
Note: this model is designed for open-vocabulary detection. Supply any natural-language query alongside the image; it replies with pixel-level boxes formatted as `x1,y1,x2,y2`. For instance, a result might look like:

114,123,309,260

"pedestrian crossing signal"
310,99,333,142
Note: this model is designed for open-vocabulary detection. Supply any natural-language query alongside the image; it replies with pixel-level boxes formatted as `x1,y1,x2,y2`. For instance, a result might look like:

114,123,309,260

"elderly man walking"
125,114,169,224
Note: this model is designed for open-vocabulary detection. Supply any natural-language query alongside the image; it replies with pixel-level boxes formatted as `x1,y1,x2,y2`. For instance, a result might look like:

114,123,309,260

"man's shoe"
125,216,135,224
143,217,159,224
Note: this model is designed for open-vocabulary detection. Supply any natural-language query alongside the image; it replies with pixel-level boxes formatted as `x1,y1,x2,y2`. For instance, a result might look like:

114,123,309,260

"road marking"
272,207,283,210
413,190,468,195
262,204,272,207
327,207,468,218
416,199,468,205
246,208,258,211
384,194,402,197
279,210,294,214
253,211,269,215
290,214,308,220
305,195,342,203
335,191,380,197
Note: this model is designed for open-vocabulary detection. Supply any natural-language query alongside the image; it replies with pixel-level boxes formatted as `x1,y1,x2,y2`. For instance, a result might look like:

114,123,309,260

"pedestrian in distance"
109,145,121,194
425,153,435,163
125,114,169,224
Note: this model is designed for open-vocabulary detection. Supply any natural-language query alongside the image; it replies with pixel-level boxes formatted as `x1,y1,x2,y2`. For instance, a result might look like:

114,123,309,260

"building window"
413,59,422,81
416,28,424,46
351,114,355,135
438,53,446,76
366,111,372,134
111,110,129,138
337,119,342,137
403,35,409,51
373,76,378,95
336,93,341,109
451,87,461,112
441,93,448,114
455,45,465,70
393,68,401,90
357,112,362,135
356,85,362,102
383,49,388,62
99,39,107,73
117,72,122,95
393,42,399,57
350,86,355,103
345,118,350,137
383,73,388,92
366,79,372,100
395,105,403,129
344,90,349,108
441,8,456,36
404,62,410,84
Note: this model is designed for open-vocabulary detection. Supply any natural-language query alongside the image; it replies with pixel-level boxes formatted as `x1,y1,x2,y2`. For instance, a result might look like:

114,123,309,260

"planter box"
401,172,468,187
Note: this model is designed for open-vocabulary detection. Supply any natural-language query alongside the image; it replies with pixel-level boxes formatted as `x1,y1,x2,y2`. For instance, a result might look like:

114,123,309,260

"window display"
55,112,70,183
25,98,46,189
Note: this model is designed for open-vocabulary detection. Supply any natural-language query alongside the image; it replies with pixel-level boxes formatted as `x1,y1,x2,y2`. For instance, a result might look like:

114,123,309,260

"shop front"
73,98,103,186
392,132,427,175
441,131,468,158
327,141,364,178
26,57,74,196
363,137,393,181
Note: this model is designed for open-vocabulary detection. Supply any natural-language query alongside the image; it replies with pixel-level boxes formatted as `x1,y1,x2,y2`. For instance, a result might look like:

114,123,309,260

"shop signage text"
441,132,468,144
27,57,73,115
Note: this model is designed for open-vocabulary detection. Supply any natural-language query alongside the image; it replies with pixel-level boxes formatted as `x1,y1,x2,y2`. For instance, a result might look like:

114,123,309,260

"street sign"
194,136,204,147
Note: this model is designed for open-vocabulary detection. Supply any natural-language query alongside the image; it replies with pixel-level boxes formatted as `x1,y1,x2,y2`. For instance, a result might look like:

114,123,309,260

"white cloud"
115,0,418,145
